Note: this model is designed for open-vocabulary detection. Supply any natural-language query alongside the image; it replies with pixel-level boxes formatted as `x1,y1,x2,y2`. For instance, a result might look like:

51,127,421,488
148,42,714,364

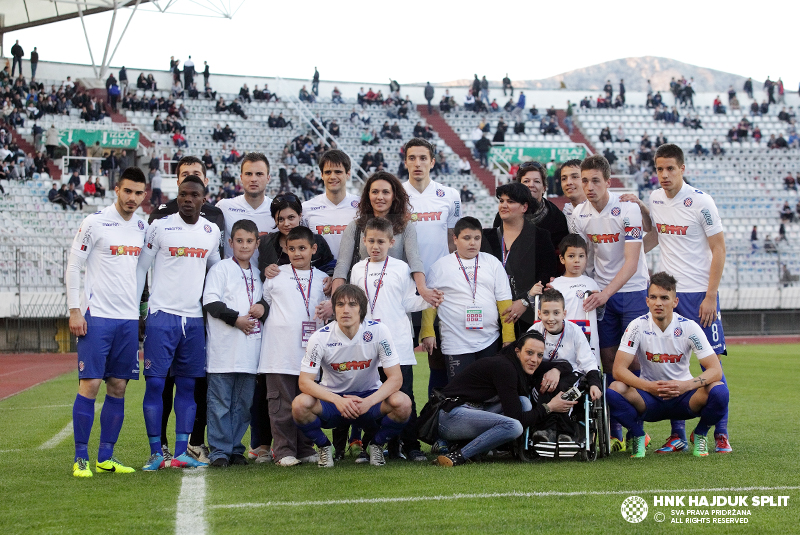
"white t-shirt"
69,205,148,319
529,319,598,375
300,320,399,394
203,259,262,374
563,202,595,279
618,313,715,382
215,194,276,260
259,265,327,375
570,193,649,293
349,257,429,365
403,180,461,273
301,193,360,260
141,213,222,317
649,183,724,293
426,252,512,355
550,275,601,364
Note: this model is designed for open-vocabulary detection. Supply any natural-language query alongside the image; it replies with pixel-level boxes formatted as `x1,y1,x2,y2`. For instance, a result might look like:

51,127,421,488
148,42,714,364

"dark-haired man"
560,158,593,275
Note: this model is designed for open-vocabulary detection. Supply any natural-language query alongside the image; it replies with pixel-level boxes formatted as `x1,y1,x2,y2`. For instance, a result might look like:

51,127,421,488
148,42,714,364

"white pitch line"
211,485,800,509
37,403,103,450
0,404,72,411
175,470,207,535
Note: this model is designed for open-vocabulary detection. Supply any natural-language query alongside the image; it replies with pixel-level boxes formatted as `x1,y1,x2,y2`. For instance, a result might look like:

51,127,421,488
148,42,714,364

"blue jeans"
206,372,256,461
438,396,531,459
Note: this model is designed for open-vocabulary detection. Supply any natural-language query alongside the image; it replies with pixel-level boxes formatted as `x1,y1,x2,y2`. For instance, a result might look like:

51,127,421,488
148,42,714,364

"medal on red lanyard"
292,266,317,347
364,257,389,322
456,253,483,330
547,321,566,360
236,259,260,337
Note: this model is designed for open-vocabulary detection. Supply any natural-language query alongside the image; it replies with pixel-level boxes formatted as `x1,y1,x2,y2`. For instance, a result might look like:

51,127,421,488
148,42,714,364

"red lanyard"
455,253,478,304
235,259,254,306
364,257,389,317
501,236,510,267
291,266,313,319
546,322,566,360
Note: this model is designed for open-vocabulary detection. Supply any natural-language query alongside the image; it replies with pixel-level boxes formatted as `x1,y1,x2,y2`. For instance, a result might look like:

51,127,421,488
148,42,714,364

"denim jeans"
207,372,256,461
438,396,531,459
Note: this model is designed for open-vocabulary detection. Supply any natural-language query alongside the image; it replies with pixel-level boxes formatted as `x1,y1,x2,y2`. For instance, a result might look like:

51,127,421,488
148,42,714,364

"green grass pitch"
1,344,798,534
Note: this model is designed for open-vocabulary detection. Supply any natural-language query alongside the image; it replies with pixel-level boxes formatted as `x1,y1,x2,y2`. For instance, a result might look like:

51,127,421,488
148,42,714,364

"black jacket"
11,44,23,58
424,84,434,100
257,232,336,281
492,198,569,254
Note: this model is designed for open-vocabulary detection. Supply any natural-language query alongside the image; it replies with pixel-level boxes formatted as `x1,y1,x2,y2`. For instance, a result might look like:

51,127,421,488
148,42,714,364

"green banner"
59,129,140,150
489,146,586,164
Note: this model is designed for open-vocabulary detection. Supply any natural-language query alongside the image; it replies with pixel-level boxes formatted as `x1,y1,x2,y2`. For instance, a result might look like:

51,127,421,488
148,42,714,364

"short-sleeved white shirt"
426,252,512,355
141,213,222,317
349,257,429,365
649,183,724,293
403,180,461,273
203,259,262,373
300,320,399,394
618,313,715,382
215,194,276,260
563,202,595,279
570,193,649,292
70,204,148,319
259,265,327,375
551,275,601,364
529,319,598,375
301,193,360,260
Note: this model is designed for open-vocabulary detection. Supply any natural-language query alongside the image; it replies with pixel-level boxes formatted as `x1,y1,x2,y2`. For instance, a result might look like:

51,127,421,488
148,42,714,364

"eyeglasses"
519,161,545,171
272,193,299,205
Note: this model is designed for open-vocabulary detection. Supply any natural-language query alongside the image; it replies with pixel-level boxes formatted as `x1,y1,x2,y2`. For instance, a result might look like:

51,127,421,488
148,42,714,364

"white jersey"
618,313,715,382
649,183,724,293
563,202,595,279
570,193,649,293
203,259,262,374
349,257,429,365
141,213,222,317
300,320,399,394
69,205,147,319
551,275,601,364
426,252,512,355
259,265,327,375
215,194,277,260
403,180,461,273
529,319,598,375
302,193,360,260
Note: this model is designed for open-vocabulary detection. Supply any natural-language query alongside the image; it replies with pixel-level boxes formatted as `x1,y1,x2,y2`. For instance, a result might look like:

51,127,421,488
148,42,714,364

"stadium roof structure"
0,0,245,78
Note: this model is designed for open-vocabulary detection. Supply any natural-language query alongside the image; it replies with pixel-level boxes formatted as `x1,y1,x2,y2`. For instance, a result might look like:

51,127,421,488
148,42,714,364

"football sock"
670,420,687,441
605,373,624,440
348,426,362,443
73,394,95,462
295,417,331,447
373,416,409,446
160,374,175,445
714,371,729,435
143,377,166,455
695,384,729,436
98,395,124,462
173,376,197,457
606,389,644,436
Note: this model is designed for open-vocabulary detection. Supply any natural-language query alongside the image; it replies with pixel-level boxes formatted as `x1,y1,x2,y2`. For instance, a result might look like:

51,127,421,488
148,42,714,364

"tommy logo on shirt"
331,359,372,372
168,247,209,258
646,352,682,364
109,245,142,256
588,233,620,244
410,212,442,222
316,225,348,235
656,223,689,235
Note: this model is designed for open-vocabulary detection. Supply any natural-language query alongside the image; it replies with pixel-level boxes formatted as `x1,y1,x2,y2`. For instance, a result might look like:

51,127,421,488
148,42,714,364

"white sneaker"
317,445,334,468
368,443,386,466
186,443,210,464
275,456,301,467
254,449,273,464
247,446,267,460
298,453,319,464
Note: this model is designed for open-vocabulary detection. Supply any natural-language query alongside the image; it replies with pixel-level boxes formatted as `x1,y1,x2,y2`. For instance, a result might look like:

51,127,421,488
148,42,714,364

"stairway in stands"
9,127,61,181
417,105,498,194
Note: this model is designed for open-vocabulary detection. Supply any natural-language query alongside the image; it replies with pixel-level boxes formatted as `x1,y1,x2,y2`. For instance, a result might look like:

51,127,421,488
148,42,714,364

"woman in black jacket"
482,182,559,336
436,331,576,467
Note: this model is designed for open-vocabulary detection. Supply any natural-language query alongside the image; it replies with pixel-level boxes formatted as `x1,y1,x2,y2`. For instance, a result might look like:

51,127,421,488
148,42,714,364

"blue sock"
695,384,729,436
714,371,729,435
349,426,362,443
143,377,166,455
606,389,644,436
73,394,95,462
295,417,331,447
373,416,409,446
98,395,125,462
670,420,687,441
604,373,624,440
173,376,197,457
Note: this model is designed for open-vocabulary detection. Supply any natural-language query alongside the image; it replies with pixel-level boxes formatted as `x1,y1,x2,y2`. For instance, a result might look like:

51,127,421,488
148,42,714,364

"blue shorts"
143,311,205,378
638,389,698,422
676,292,726,355
598,290,648,349
76,310,140,380
319,389,384,430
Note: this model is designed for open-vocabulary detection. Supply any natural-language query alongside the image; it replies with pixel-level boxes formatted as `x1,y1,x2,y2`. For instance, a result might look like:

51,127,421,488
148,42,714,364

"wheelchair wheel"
516,434,538,463
593,398,609,459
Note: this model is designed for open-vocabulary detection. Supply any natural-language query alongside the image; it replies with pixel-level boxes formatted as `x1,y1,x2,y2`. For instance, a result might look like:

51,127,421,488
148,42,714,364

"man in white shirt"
66,167,148,477
606,272,729,458
302,149,360,261
292,285,411,467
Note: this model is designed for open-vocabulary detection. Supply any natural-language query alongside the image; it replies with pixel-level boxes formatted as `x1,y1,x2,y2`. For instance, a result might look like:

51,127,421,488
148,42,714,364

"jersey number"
711,324,719,343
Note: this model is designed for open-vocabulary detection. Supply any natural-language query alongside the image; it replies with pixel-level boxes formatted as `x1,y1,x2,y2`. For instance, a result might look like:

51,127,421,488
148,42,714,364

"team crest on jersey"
611,207,621,216
78,361,85,372
351,200,359,208
144,359,152,369
674,327,683,337
363,331,373,342
204,224,212,233
138,220,145,230
684,198,693,207
576,290,585,299
436,189,445,197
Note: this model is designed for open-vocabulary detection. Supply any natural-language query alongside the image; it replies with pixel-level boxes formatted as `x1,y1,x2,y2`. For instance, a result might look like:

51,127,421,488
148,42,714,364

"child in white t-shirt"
202,220,267,467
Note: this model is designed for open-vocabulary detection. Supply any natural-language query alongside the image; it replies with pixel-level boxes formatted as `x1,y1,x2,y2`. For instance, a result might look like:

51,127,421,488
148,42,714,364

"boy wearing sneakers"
259,226,328,466
202,220,267,467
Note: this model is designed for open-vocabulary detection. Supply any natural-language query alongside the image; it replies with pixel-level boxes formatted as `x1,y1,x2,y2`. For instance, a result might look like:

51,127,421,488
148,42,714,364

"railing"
0,245,70,318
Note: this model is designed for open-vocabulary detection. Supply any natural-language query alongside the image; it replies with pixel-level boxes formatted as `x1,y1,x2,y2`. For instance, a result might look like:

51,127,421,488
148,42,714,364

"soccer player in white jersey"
67,167,148,477
292,284,412,467
606,272,729,458
402,137,461,392
622,143,731,454
215,152,276,260
302,149,360,261
137,176,222,470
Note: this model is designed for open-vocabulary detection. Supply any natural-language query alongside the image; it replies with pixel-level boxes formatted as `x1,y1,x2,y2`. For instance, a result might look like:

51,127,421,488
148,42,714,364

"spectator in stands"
222,124,236,142
770,134,789,149
764,235,777,253
82,176,99,198
10,40,24,77
216,97,228,113
329,86,344,104
599,127,612,143
67,182,86,210
760,100,769,115
779,223,787,242
172,130,187,147
458,156,471,176
201,149,216,175
713,95,726,114
423,82,434,115
655,132,668,147
782,264,794,287
693,139,709,156
239,84,251,103
514,92,526,118
743,77,753,98
784,173,797,192
615,125,628,143
299,85,315,103
460,184,475,203
45,124,59,158
49,182,69,209
68,169,81,188
203,82,216,100
474,133,491,168
502,73,513,96
780,201,795,222
710,139,724,156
